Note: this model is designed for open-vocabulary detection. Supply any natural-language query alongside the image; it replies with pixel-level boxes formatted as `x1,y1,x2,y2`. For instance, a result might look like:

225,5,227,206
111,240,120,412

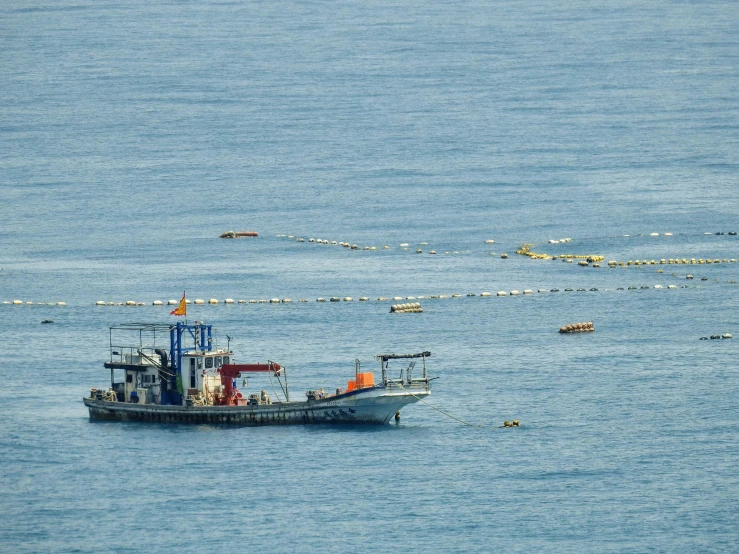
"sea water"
1,0,739,552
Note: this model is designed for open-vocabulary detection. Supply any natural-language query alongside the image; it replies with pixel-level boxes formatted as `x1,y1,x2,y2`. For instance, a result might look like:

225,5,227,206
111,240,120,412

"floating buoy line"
5,234,735,307
1,301,67,306
275,234,736,269
8,279,734,308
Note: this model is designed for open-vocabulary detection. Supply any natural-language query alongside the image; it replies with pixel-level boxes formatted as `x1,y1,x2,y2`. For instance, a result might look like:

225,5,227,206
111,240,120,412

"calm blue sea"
2,0,739,551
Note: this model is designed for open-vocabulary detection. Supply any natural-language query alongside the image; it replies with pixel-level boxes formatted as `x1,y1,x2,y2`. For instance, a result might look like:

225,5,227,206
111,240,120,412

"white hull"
84,382,430,425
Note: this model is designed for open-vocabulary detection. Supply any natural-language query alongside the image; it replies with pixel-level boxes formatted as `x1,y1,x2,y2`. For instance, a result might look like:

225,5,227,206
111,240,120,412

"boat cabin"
103,323,234,406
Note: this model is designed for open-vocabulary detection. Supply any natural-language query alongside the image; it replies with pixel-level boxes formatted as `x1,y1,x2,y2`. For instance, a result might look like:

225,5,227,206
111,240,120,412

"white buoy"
523,290,533,294
125,301,136,306
167,300,178,305
343,297,352,302
96,301,105,306
393,296,403,301
510,290,520,296
269,298,280,303
238,300,246,303
249,300,257,304
480,292,491,297
282,298,292,303
485,239,495,244
12,300,22,305
497,291,507,297
194,299,205,305
208,299,218,304
224,298,234,304
153,300,163,306
538,289,548,293
451,293,461,298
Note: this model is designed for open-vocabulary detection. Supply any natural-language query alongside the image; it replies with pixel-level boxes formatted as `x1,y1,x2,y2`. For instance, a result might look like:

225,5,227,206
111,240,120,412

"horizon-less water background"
2,0,739,552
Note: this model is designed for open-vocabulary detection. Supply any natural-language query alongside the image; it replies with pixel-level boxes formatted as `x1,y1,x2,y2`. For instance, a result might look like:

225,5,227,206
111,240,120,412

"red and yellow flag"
170,292,186,316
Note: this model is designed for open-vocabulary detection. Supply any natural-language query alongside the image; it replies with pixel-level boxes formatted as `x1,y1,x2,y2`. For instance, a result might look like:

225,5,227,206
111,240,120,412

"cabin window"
190,368,196,388
205,357,213,369
126,374,133,383
197,358,202,369
189,358,195,370
222,356,229,365
215,356,222,367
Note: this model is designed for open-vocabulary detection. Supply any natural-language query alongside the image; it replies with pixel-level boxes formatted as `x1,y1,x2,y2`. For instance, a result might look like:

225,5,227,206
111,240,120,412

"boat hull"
83,383,429,425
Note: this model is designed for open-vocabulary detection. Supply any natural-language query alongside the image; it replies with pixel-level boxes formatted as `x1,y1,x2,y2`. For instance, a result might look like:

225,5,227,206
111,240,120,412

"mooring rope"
394,382,481,427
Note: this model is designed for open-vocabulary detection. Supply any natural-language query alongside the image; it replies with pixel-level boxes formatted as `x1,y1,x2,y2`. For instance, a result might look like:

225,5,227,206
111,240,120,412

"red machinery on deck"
217,363,281,405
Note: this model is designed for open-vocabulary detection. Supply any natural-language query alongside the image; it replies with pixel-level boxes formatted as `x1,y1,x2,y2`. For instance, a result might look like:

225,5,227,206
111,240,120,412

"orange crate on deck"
346,380,357,391
356,372,375,388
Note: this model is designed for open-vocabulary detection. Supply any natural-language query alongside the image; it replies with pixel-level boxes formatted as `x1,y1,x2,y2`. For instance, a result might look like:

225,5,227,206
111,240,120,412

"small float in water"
559,321,595,334
219,230,258,238
83,322,432,425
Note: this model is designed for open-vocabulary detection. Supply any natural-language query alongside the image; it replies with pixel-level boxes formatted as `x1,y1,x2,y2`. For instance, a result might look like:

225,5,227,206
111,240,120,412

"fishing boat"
83,322,432,425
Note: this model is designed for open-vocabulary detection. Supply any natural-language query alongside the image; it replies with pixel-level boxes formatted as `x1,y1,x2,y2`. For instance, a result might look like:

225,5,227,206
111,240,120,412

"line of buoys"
279,234,400,252
554,254,606,262
32,279,717,310
516,239,605,263
390,302,423,313
559,322,595,333
84,283,702,308
516,244,552,260
3,301,67,306
607,258,736,267
699,333,732,340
